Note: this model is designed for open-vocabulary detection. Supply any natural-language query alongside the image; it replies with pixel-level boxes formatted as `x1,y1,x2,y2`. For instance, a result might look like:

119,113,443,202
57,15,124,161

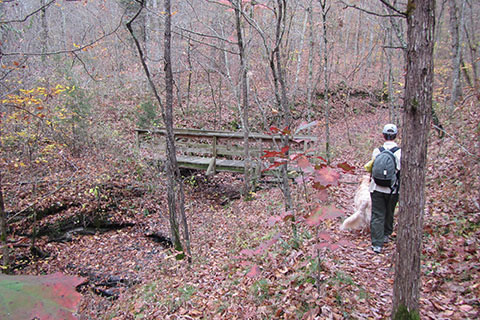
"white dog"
340,175,371,231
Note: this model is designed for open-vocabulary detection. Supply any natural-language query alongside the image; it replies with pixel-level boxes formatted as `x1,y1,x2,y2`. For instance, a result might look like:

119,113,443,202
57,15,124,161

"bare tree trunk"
448,0,464,110
163,0,181,252
434,0,447,46
164,0,190,260
222,45,242,128
385,26,396,123
30,182,38,256
319,0,331,164
231,0,251,197
306,2,315,123
277,25,292,213
383,3,407,124
343,9,351,55
60,1,68,51
126,0,190,260
146,0,159,66
270,0,293,212
378,25,386,89
185,38,193,115
363,28,375,80
292,7,309,102
354,10,362,57
205,71,219,129
392,0,435,317
463,0,479,95
40,0,48,73
0,174,9,274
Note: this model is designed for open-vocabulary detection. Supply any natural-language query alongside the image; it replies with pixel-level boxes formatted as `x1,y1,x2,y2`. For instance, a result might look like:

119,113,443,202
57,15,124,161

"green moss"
393,305,421,320
406,1,416,17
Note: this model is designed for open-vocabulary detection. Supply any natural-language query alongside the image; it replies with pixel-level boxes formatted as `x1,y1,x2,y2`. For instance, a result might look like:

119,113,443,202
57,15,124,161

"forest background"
0,0,479,319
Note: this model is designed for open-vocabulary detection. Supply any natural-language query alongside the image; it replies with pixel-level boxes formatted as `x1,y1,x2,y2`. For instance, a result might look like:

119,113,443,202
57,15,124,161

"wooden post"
207,136,217,176
213,136,217,174
257,138,263,178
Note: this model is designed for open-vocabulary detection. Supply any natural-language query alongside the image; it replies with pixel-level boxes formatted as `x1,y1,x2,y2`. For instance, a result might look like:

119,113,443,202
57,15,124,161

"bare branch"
433,125,480,160
71,52,101,82
340,0,405,18
383,4,407,49
205,0,233,9
383,45,406,50
176,26,238,46
3,104,47,122
0,58,28,83
379,0,406,17
173,30,238,56
2,13,126,57
239,5,272,57
126,0,165,113
0,0,57,25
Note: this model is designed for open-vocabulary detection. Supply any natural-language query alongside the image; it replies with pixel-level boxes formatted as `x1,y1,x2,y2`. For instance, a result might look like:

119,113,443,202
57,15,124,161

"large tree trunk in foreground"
392,0,435,318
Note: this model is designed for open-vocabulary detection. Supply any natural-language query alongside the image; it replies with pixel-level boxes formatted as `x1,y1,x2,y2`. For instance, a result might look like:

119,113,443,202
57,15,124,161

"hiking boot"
371,246,382,254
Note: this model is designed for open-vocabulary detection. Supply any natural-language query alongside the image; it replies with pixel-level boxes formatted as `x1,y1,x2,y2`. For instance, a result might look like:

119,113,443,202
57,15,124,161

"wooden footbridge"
135,127,317,177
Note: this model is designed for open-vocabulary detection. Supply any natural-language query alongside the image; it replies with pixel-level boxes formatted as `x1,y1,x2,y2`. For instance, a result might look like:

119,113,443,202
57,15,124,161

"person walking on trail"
369,124,401,254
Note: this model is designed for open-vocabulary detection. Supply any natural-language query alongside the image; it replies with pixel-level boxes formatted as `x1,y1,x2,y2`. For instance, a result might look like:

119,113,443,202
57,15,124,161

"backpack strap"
389,147,400,171
389,146,400,154
388,146,401,194
380,146,399,153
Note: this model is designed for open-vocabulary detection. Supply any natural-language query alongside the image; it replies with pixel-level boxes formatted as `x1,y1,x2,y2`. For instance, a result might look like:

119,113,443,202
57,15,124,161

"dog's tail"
340,209,364,230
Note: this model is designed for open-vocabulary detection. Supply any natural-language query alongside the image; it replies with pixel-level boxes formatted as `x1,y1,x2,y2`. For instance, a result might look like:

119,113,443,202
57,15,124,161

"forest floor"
10,106,480,319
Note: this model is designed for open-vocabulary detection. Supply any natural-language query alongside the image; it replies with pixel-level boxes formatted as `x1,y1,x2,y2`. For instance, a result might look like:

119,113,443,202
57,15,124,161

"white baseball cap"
382,123,398,135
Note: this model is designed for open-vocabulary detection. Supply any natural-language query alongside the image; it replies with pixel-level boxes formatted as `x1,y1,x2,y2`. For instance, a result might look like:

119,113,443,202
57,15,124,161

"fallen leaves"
4,105,479,320
246,265,261,278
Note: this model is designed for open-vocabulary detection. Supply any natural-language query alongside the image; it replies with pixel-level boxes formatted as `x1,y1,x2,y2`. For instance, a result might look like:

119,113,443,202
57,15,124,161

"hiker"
369,124,401,254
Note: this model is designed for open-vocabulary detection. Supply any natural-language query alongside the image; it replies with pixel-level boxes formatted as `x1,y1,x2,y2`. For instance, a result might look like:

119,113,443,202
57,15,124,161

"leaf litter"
6,107,479,319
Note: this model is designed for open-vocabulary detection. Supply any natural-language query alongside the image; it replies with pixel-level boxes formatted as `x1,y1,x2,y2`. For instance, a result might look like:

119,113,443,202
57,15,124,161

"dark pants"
370,191,399,247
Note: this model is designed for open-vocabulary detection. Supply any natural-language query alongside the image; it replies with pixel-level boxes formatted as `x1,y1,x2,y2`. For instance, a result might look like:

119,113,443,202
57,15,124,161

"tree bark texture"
386,30,395,123
392,0,435,317
126,0,189,258
146,0,161,68
164,0,182,251
0,174,9,274
319,0,331,164
164,0,190,258
232,0,251,196
292,7,309,101
448,0,463,110
306,3,314,121
270,0,292,211
463,0,479,94
40,0,48,64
